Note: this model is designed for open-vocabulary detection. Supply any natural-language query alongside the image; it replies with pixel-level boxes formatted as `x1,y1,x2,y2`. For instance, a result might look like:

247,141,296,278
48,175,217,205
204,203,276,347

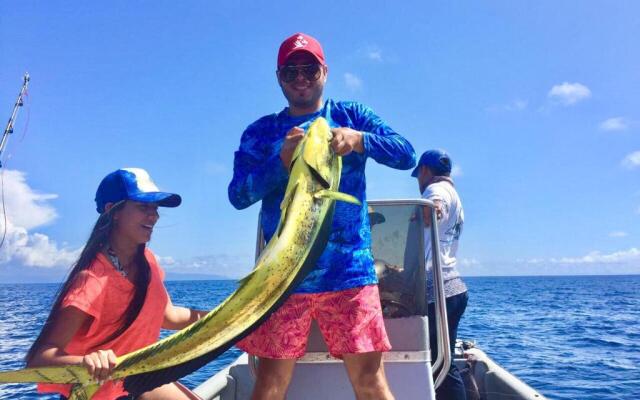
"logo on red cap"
277,33,325,67
293,35,308,49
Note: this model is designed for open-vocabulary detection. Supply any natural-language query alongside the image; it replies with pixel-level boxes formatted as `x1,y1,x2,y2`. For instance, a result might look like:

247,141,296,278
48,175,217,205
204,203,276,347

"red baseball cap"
277,33,325,67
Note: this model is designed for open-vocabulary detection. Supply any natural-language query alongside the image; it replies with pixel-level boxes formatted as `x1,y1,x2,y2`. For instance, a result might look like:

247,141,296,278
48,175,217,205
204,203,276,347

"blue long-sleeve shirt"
228,99,416,293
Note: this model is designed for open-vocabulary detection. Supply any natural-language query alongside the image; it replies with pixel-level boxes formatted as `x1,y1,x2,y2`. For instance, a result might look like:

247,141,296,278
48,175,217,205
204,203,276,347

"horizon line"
1,272,639,285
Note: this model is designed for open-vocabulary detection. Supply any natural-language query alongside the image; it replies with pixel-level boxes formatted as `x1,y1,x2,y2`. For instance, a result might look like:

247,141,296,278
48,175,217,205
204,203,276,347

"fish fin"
68,383,100,400
314,190,361,205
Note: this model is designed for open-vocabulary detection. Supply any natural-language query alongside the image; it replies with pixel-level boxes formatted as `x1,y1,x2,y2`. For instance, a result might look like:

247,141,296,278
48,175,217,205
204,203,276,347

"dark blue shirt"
228,99,416,293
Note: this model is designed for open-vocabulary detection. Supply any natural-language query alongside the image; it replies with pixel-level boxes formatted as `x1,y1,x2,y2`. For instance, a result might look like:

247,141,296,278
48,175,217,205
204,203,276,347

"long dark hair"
25,201,151,363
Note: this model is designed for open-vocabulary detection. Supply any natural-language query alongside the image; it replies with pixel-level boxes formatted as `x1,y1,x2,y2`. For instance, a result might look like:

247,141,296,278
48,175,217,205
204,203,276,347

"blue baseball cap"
95,168,182,213
411,149,452,177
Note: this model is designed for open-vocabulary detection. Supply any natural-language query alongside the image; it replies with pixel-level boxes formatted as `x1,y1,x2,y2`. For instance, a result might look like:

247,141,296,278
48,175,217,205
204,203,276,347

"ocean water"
1,275,639,399
458,275,640,400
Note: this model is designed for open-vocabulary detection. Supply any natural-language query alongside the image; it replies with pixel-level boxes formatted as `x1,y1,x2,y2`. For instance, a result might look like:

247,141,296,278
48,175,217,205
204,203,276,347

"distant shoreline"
1,273,638,285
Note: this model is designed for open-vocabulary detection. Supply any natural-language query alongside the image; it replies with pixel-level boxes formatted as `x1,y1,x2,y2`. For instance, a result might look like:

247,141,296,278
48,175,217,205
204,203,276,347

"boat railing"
253,198,451,389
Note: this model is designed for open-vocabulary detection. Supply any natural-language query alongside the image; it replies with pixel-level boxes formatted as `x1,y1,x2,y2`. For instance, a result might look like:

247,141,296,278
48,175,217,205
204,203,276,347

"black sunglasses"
278,64,322,83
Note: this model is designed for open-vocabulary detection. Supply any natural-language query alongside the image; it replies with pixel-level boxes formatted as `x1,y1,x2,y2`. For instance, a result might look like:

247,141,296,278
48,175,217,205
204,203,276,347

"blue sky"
0,1,638,282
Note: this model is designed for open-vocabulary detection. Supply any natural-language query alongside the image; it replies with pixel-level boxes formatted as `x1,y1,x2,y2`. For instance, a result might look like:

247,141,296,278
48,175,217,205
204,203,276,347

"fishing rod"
0,72,30,168
0,73,30,250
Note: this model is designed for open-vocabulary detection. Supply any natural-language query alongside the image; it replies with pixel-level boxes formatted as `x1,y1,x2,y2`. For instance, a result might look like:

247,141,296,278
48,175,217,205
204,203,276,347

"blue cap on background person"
410,149,452,177
95,168,182,213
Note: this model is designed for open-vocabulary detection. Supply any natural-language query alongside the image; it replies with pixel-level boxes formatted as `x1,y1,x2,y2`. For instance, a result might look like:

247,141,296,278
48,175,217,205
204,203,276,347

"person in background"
228,32,416,400
413,149,468,400
25,168,207,400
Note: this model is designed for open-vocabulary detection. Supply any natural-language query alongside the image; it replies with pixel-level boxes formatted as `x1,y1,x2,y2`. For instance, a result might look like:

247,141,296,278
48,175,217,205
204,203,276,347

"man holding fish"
229,32,416,400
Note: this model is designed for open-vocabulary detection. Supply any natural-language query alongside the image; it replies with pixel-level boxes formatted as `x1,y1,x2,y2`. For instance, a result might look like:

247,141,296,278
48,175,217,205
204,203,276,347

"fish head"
302,117,335,188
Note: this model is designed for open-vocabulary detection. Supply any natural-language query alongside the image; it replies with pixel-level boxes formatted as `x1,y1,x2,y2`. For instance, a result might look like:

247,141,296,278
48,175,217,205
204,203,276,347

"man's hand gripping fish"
0,117,360,399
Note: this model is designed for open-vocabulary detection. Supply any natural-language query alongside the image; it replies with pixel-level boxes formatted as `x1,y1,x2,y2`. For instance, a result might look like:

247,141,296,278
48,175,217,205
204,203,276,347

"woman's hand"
82,349,117,383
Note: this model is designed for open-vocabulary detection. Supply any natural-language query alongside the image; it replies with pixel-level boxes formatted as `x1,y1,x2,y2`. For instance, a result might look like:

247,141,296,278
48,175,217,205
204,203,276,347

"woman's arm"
27,306,117,383
162,296,208,331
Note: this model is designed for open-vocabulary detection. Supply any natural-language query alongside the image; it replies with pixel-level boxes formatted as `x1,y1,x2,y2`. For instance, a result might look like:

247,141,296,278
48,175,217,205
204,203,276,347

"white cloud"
159,253,253,278
548,82,591,105
0,169,80,269
451,165,463,178
549,248,640,265
204,161,228,176
621,151,640,169
344,73,363,91
155,255,176,266
505,99,528,111
510,99,528,111
368,49,382,62
459,258,480,266
518,248,640,266
13,232,79,267
2,169,57,229
599,117,629,132
519,257,545,265
608,231,628,238
486,99,528,113
358,45,383,62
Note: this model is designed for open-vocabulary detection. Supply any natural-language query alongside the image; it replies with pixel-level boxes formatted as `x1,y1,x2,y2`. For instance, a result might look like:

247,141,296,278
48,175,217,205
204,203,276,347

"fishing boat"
192,199,547,400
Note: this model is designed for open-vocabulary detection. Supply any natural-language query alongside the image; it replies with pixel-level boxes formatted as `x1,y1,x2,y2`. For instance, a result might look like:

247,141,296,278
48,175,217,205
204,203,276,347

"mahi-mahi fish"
0,116,360,399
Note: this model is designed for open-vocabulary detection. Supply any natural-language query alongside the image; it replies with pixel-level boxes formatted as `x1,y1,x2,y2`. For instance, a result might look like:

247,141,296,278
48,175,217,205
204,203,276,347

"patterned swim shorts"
237,284,391,359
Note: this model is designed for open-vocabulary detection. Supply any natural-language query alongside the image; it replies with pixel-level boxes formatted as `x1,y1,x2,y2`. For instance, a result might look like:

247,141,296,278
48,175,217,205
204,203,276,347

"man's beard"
282,86,323,111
